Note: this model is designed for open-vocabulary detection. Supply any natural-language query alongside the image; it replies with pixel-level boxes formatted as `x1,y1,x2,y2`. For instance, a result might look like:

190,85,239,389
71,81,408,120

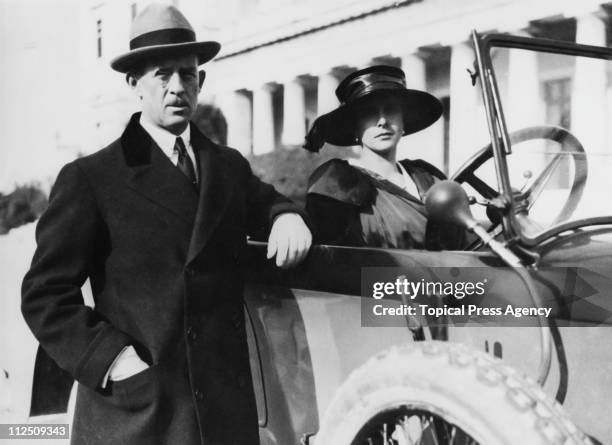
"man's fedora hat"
110,3,221,73
304,65,443,152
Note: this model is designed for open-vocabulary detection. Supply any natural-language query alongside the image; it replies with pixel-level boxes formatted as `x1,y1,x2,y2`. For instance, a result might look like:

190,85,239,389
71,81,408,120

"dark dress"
306,158,464,250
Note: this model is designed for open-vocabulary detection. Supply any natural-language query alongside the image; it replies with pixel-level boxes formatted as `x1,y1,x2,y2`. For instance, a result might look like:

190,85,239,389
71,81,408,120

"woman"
304,65,463,250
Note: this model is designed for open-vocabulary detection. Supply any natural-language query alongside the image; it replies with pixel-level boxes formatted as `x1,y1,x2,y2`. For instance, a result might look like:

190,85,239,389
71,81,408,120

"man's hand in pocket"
102,345,149,387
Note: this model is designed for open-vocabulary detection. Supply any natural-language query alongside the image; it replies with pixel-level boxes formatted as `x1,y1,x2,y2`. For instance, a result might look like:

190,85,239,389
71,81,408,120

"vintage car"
235,32,612,445
27,32,612,444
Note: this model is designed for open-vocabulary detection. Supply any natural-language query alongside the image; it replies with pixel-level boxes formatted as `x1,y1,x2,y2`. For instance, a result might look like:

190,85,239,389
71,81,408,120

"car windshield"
484,41,612,240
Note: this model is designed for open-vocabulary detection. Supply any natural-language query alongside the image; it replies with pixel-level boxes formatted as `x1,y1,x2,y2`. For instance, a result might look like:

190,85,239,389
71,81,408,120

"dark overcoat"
21,113,300,445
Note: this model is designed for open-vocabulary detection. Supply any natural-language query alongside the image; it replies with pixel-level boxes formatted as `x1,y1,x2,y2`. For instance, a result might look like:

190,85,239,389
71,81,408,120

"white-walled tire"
314,341,591,445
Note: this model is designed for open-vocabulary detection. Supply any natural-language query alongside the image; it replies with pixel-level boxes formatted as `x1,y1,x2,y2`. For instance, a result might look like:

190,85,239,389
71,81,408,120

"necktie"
174,137,197,186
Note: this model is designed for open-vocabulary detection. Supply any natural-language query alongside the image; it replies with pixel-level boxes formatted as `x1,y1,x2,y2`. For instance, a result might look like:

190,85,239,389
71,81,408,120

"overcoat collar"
120,113,233,263
122,113,199,226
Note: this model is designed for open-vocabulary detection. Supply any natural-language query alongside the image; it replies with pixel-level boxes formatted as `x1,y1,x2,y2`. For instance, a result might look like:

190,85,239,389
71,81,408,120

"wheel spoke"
520,152,564,207
429,415,440,445
445,423,455,444
449,426,457,445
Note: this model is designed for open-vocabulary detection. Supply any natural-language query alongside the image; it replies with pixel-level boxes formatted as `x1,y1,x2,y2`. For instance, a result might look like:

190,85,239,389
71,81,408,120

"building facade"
79,0,612,176
205,0,612,174
0,0,82,192
3,0,610,192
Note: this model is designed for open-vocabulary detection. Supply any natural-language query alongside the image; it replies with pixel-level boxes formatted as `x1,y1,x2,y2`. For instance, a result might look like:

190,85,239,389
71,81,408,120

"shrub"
0,185,48,234
248,145,353,206
193,103,227,145
192,103,353,205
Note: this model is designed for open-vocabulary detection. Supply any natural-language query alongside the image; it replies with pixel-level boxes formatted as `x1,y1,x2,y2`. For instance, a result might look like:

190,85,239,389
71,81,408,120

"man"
21,4,312,445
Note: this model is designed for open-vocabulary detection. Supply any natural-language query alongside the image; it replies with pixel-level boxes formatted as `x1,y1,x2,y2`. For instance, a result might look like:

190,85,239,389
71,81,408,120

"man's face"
129,54,203,135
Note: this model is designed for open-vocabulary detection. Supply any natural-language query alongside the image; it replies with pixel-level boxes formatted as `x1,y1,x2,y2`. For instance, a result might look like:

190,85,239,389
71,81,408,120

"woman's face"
355,96,404,154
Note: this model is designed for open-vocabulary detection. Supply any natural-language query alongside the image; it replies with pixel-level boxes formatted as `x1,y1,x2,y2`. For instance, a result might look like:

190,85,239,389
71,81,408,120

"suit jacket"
22,113,302,445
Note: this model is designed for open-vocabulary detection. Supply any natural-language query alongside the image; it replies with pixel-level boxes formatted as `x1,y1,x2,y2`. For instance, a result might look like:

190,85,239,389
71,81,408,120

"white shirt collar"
139,114,191,157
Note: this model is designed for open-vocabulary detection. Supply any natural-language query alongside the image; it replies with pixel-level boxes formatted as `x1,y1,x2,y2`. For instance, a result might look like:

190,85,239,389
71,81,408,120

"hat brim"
317,89,443,146
110,41,221,73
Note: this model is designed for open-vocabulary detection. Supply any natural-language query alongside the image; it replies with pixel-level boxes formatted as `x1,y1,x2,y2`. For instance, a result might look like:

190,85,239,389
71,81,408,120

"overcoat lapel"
122,113,199,226
187,126,233,263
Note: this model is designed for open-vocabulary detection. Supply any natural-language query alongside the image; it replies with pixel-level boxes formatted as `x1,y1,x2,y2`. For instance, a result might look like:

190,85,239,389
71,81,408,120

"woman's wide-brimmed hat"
110,3,221,73
304,65,443,152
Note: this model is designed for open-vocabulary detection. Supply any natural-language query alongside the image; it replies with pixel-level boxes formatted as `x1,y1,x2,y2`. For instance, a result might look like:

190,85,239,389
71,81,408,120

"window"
544,78,571,129
96,19,102,58
543,78,572,188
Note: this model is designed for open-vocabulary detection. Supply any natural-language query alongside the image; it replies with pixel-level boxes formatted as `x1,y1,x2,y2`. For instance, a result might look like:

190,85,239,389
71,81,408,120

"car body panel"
245,226,612,444
244,243,506,444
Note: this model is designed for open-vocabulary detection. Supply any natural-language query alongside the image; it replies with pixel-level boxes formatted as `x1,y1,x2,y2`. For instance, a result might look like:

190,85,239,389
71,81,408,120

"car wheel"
314,341,591,445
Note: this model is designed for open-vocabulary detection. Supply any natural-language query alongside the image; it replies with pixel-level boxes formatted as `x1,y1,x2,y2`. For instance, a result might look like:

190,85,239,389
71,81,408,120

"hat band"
130,28,196,50
343,82,405,104
342,72,406,104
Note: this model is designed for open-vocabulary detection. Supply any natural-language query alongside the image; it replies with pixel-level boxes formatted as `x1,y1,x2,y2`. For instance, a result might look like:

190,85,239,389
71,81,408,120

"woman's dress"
306,158,464,250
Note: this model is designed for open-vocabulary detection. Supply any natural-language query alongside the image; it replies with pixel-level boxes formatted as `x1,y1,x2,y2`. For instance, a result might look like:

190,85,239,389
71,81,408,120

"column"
507,31,544,129
572,13,607,154
219,90,252,156
506,30,547,178
399,53,445,170
449,41,481,172
401,53,426,90
317,71,340,115
252,84,275,155
281,77,306,147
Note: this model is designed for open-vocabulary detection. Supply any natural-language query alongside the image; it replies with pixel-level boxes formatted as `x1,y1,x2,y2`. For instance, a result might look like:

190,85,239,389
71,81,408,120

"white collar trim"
139,115,191,158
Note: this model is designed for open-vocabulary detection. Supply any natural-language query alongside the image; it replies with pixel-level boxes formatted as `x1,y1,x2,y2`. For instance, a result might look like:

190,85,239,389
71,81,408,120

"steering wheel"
451,125,588,227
